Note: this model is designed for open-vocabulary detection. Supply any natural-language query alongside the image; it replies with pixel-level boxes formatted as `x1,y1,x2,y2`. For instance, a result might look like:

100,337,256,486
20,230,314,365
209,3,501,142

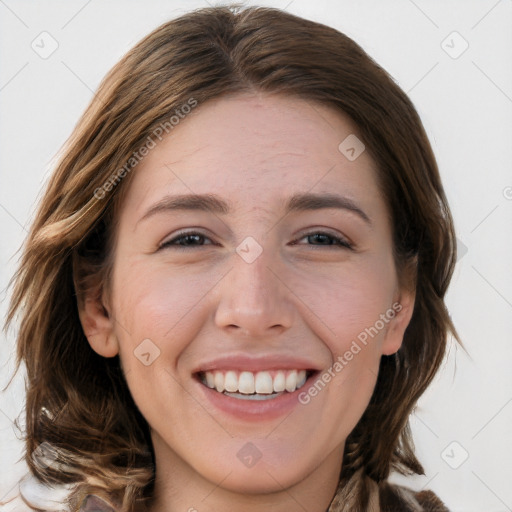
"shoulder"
379,481,450,512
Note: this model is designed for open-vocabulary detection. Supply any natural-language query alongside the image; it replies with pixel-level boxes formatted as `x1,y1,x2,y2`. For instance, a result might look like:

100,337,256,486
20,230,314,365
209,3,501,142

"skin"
79,92,415,512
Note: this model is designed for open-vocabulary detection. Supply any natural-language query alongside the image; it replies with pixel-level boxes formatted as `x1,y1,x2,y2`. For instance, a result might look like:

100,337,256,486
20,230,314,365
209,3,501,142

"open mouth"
196,369,314,401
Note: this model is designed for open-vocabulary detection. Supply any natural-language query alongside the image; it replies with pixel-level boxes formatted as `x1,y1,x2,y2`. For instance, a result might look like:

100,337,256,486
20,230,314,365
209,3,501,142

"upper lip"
192,354,322,374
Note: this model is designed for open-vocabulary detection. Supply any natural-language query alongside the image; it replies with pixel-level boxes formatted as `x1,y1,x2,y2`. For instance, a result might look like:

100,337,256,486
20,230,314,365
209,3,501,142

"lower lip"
194,373,318,421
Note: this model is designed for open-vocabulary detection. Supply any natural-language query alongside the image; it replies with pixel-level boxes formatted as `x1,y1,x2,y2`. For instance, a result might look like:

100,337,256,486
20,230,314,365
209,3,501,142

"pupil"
182,235,201,245
311,234,331,244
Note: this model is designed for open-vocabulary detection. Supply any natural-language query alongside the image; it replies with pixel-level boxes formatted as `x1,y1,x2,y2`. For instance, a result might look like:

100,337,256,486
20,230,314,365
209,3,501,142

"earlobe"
381,289,416,356
78,293,119,358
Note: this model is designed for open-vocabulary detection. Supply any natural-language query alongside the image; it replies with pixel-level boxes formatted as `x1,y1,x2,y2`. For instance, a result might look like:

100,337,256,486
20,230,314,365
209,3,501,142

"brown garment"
80,480,449,512
327,471,450,512
379,483,450,512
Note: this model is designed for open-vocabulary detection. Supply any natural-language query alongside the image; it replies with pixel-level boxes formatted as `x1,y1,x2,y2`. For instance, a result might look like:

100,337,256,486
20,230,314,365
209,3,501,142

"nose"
213,242,294,338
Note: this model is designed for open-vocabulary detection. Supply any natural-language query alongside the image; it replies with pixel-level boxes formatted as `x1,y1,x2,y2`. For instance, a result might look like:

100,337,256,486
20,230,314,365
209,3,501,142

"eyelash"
159,230,354,251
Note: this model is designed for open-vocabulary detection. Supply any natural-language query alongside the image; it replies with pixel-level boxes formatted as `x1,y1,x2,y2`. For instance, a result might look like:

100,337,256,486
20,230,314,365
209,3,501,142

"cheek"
295,253,397,432
108,261,221,428
109,259,220,370
294,263,391,441
291,252,397,352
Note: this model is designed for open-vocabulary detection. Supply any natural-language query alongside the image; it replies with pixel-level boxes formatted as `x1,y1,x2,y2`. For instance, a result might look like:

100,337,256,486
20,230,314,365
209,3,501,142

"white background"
1,1,511,511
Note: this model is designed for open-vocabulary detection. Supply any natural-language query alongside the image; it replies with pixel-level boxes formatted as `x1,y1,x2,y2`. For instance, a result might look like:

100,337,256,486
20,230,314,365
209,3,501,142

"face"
80,92,414,497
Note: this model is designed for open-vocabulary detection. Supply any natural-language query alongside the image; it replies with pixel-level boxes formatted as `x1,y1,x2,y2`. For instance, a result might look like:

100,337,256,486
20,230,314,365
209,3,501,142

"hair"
5,3,462,511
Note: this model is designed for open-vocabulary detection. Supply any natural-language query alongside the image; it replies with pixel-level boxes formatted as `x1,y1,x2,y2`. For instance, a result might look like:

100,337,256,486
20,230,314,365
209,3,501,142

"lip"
194,369,320,421
191,354,322,374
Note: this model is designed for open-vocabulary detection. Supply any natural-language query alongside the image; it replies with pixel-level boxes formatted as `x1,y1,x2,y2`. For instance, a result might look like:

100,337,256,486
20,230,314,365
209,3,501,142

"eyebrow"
138,192,371,225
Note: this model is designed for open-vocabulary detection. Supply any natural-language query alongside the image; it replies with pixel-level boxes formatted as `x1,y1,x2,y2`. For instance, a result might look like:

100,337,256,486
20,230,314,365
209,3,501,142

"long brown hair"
5,4,461,511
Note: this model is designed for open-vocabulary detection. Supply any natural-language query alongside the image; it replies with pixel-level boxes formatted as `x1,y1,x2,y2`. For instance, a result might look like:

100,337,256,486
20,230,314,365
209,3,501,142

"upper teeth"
202,370,308,394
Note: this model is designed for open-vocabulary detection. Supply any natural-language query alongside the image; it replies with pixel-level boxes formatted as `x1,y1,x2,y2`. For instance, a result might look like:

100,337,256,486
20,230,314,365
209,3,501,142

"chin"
210,465,306,495
193,442,314,495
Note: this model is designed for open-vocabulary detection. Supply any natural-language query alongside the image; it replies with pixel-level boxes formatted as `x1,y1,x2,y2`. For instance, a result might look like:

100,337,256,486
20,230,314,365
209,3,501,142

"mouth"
196,369,314,401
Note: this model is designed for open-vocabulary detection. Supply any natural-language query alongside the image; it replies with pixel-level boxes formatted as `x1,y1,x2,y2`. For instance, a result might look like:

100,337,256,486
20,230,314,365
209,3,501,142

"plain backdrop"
1,1,511,511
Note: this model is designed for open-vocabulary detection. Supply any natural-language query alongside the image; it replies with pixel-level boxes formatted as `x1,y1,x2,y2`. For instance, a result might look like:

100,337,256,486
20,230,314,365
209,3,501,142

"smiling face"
80,92,415,507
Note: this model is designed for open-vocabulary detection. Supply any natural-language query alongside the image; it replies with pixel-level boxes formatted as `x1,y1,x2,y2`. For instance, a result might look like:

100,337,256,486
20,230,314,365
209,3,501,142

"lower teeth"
222,391,285,400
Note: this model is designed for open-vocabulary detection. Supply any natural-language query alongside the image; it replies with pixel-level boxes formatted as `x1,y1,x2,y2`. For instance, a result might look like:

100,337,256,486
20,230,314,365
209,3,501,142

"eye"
159,230,215,250
159,230,353,251
292,231,353,250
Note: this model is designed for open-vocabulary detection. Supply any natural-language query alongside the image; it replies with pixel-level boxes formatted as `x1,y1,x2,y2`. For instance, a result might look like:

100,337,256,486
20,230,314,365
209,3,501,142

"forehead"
122,92,384,217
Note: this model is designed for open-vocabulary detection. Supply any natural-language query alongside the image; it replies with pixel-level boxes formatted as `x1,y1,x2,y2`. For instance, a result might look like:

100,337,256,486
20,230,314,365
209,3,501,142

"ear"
381,286,416,356
77,288,119,358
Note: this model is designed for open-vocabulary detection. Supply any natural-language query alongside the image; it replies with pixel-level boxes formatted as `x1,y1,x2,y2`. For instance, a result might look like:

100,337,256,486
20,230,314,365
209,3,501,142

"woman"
6,4,460,511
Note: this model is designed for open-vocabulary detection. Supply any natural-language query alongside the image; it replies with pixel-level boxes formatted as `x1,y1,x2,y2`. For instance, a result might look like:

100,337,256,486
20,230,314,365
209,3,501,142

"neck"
148,434,344,512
